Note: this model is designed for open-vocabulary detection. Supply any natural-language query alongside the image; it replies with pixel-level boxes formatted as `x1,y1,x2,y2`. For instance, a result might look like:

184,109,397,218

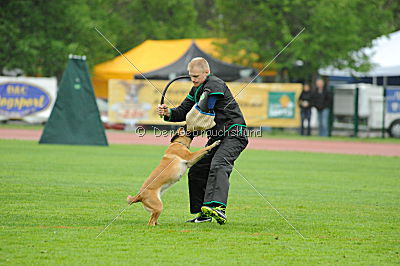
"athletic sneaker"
201,206,227,225
185,213,212,223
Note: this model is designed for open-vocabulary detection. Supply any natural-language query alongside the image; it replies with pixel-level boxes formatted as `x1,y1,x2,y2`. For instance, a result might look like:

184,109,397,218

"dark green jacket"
165,75,246,138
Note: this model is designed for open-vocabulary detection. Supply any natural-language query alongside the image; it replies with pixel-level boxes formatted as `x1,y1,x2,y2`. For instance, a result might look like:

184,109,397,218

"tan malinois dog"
127,127,220,226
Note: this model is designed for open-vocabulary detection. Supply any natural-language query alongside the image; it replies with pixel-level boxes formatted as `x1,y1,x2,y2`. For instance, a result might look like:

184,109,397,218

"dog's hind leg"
142,191,163,226
148,209,162,226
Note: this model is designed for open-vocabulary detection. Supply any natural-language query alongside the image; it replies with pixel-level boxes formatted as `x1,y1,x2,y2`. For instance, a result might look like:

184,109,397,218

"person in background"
298,83,312,136
312,78,332,137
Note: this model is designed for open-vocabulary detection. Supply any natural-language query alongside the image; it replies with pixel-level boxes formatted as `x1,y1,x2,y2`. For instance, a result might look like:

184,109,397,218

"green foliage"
0,0,207,78
0,0,119,78
108,0,208,54
0,139,399,264
1,0,398,81
212,0,398,81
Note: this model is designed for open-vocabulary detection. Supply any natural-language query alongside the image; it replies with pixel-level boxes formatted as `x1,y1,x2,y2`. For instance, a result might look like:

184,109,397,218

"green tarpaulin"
39,56,108,146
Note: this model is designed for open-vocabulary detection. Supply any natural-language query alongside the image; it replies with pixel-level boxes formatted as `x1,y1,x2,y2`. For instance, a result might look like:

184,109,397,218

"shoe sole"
185,218,212,223
193,218,212,223
201,206,227,225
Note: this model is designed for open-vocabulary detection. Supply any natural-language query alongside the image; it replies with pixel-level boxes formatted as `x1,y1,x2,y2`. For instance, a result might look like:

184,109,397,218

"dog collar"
174,141,189,149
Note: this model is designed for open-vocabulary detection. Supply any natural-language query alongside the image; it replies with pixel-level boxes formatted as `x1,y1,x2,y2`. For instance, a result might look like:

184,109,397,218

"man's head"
187,57,210,87
316,79,324,90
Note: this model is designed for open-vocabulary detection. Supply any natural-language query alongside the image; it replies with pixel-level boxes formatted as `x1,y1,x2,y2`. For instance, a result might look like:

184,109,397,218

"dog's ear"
177,127,186,137
170,134,179,143
171,127,185,143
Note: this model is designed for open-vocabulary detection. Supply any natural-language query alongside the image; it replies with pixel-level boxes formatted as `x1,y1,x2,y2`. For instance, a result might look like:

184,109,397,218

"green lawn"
0,140,399,264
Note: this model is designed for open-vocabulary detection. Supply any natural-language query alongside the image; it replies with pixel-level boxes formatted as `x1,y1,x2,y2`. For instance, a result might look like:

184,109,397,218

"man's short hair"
188,57,210,72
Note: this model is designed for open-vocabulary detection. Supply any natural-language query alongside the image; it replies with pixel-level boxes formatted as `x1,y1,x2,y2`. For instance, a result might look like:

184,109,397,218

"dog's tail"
127,194,141,205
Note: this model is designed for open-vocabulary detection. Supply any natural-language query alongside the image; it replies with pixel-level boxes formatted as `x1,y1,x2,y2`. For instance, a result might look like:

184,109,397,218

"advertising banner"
0,76,57,123
108,79,301,127
386,88,400,113
267,91,296,119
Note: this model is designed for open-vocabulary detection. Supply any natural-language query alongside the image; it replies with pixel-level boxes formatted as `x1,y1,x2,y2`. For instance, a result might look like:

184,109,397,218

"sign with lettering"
0,82,51,117
267,91,296,119
386,88,400,114
108,79,301,127
0,77,57,123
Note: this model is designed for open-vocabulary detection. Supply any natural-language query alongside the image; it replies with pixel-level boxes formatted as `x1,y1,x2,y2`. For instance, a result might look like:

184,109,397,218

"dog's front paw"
205,140,221,152
211,140,221,148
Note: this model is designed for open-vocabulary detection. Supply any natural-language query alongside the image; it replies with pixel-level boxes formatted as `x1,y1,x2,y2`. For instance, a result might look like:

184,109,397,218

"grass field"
1,139,399,264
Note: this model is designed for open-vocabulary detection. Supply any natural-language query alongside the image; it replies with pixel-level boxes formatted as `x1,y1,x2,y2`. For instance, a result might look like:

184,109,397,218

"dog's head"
170,127,194,148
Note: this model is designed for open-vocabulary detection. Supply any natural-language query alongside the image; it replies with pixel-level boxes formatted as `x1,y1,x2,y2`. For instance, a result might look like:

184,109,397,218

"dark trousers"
300,108,311,136
188,133,248,214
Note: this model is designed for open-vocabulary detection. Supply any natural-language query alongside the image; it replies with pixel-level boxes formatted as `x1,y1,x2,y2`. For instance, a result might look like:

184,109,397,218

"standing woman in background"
298,83,312,136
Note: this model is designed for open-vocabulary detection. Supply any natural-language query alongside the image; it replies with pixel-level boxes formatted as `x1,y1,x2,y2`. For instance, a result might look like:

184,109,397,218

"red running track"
0,128,399,157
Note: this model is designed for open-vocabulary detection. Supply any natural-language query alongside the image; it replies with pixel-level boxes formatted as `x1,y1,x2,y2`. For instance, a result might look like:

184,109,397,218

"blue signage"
0,82,51,118
386,88,400,114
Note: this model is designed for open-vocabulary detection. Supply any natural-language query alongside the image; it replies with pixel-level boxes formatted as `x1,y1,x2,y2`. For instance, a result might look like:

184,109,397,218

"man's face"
316,79,324,89
188,67,209,87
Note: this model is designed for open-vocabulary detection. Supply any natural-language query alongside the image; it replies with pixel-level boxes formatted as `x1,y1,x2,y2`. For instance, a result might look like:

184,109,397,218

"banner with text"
108,79,302,127
0,76,57,123
386,88,400,113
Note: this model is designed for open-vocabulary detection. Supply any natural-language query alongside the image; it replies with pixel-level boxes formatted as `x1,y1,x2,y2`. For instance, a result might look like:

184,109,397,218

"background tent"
40,55,108,146
93,38,255,99
135,41,254,81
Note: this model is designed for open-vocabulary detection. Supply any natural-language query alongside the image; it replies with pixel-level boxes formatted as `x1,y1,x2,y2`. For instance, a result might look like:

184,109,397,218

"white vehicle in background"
332,83,400,138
